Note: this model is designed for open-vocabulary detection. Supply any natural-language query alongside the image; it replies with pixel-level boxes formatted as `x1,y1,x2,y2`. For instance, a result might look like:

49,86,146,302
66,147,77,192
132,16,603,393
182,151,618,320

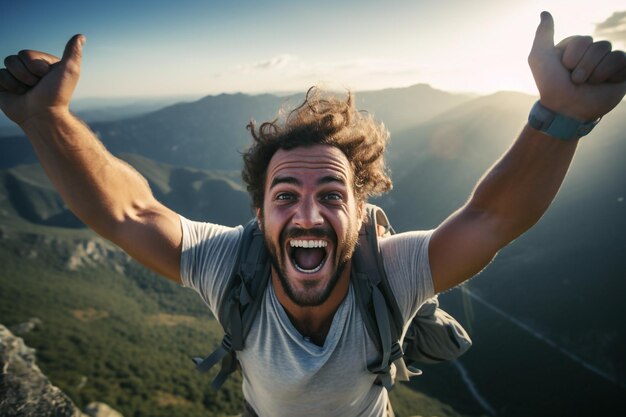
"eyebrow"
269,175,346,190
270,176,301,190
317,175,346,186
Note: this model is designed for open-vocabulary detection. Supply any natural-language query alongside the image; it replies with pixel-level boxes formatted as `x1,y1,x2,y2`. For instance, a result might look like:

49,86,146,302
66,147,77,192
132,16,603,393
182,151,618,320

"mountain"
0,84,472,171
70,95,203,123
0,93,282,170
0,154,252,231
356,83,475,133
89,93,288,171
117,153,252,225
380,91,538,228
0,96,202,137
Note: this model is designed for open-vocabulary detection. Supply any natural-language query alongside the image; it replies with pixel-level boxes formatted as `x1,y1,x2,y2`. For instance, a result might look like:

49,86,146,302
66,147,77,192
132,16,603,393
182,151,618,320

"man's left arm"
429,12,626,293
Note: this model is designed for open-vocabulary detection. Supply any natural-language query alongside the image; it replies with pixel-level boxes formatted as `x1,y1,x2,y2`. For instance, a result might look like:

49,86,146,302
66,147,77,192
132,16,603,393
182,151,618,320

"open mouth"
288,239,329,274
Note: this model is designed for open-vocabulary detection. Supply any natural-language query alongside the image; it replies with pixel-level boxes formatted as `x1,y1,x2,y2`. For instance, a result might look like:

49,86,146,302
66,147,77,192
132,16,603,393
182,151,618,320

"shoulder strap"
192,218,270,390
352,204,472,390
224,219,271,345
352,204,405,391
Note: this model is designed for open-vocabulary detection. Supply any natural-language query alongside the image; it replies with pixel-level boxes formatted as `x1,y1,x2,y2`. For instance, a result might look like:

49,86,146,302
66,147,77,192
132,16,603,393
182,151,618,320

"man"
1,11,625,417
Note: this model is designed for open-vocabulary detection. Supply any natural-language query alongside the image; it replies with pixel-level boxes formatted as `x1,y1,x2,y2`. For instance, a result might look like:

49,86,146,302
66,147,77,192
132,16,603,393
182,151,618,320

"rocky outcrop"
0,324,82,416
83,402,124,417
65,238,128,273
3,232,130,273
9,318,43,335
0,324,124,417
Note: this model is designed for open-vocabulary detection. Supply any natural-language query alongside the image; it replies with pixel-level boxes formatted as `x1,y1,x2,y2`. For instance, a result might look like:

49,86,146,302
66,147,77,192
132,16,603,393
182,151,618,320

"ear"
255,207,263,230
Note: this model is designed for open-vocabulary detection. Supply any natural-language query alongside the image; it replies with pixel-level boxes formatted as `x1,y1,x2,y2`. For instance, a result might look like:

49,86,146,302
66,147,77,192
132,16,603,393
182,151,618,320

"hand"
528,12,626,121
0,34,85,126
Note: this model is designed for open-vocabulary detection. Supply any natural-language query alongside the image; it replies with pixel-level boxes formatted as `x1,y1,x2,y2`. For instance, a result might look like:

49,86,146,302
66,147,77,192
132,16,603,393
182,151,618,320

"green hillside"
0,230,246,417
117,153,252,225
0,157,253,415
0,155,252,230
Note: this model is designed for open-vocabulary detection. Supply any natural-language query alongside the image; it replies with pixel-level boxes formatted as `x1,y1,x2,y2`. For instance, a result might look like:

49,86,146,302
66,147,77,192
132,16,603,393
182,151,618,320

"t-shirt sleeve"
179,215,243,320
379,230,435,325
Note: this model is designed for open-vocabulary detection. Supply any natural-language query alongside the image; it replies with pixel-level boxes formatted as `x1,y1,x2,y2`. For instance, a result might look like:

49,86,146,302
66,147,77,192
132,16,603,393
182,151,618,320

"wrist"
537,98,588,121
20,106,74,132
528,101,600,141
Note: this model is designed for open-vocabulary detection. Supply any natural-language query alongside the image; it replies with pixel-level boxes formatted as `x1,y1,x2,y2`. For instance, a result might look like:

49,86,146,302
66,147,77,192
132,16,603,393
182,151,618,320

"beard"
262,220,359,307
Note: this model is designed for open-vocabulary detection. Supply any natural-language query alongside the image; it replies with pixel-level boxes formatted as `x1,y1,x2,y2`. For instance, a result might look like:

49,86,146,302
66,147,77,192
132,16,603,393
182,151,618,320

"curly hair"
242,87,392,209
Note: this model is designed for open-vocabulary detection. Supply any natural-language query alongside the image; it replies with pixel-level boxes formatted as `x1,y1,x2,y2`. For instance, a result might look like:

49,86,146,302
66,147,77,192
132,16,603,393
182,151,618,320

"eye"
276,192,295,201
323,192,343,201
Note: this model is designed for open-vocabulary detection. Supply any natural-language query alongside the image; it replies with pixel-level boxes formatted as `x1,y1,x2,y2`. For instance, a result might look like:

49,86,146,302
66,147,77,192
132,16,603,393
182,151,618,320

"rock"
0,324,83,416
83,402,124,417
0,324,125,417
9,317,43,335
65,238,129,272
76,375,88,391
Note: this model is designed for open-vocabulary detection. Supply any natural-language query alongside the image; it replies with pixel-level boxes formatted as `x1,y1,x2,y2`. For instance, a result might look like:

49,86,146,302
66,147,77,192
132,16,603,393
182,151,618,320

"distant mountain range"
0,83,472,171
0,95,203,137
1,84,625,417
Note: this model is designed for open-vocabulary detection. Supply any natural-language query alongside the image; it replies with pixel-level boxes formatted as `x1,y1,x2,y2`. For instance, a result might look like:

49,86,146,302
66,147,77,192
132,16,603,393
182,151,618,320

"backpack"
192,204,472,391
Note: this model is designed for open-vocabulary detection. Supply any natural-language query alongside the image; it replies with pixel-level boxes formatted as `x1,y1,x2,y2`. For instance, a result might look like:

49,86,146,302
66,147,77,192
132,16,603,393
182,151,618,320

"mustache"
281,226,335,242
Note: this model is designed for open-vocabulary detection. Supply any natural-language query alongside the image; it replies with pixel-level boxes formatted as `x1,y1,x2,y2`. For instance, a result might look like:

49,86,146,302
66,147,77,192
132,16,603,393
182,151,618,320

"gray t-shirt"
180,216,434,417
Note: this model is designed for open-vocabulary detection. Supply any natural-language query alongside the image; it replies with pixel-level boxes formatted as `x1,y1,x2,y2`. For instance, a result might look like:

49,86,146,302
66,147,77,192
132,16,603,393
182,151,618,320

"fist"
528,12,626,121
0,35,85,125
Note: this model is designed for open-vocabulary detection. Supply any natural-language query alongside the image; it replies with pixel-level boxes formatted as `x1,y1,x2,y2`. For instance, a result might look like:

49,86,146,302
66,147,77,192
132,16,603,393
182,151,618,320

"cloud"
235,54,299,72
594,10,626,43
231,55,422,78
210,55,426,93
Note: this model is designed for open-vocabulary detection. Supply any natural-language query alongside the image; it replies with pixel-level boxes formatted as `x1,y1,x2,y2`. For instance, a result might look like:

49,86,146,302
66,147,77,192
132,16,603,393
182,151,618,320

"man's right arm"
0,35,183,282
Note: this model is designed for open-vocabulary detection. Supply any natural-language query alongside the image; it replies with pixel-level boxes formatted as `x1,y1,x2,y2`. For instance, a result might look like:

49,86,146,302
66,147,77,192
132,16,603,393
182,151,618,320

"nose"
292,198,324,229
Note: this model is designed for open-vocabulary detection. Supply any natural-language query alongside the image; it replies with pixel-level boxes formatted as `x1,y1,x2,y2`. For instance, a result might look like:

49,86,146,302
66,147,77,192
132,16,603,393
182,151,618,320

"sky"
1,0,625,99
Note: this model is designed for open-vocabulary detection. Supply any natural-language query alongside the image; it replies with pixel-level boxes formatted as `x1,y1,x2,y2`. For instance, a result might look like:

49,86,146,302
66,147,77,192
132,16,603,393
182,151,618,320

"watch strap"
528,101,599,140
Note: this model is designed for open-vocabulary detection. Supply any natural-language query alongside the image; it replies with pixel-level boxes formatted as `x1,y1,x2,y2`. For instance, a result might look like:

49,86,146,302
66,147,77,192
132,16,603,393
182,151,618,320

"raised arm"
429,12,626,293
0,35,183,282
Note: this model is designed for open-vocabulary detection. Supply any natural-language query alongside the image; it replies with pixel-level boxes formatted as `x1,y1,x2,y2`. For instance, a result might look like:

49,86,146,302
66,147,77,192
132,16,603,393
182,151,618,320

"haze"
1,0,625,99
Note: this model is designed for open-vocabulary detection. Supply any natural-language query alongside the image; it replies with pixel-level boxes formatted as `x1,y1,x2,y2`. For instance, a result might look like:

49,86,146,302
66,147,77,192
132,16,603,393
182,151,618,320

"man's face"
258,144,363,307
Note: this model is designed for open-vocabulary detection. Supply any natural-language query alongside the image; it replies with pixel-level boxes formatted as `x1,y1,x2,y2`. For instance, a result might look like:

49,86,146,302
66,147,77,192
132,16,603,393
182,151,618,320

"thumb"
61,34,85,67
531,11,554,53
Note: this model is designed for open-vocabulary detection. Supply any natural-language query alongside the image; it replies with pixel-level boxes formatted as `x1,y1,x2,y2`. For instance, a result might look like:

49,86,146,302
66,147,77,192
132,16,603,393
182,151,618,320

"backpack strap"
192,218,270,390
352,204,405,391
353,204,471,390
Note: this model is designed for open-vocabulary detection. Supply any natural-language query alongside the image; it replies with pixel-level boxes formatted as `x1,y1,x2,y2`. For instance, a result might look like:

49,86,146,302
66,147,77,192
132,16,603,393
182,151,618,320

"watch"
528,101,600,141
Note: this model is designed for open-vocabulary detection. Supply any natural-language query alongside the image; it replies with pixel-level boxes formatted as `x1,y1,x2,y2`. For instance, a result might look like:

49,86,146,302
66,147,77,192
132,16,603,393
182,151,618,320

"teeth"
289,240,328,248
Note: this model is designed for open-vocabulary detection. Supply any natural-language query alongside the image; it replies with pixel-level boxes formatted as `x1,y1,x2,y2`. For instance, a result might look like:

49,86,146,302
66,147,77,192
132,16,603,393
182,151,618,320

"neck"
272,264,351,346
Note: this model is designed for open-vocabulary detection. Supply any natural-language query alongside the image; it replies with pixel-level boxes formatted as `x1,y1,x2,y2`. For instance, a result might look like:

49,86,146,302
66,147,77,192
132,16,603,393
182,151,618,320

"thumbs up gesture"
529,12,626,121
0,34,85,126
